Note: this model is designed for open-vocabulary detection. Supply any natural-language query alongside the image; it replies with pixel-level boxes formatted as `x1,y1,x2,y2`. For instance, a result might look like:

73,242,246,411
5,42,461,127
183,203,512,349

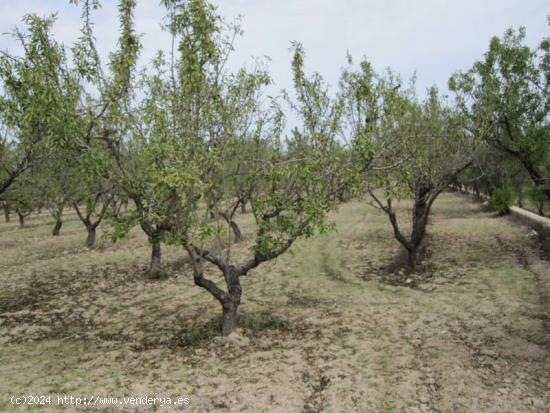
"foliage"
449,27,550,199
341,56,477,270
528,186,548,215
178,317,222,347
0,0,547,335
242,311,290,333
489,187,514,215
0,14,80,196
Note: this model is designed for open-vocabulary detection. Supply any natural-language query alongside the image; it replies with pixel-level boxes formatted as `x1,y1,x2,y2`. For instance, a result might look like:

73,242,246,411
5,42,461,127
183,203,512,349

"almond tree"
109,0,351,335
342,58,477,271
1,167,47,227
40,0,141,249
4,184,34,228
0,1,139,245
72,180,114,248
67,0,182,274
0,14,79,197
449,27,550,200
27,144,82,235
182,39,347,335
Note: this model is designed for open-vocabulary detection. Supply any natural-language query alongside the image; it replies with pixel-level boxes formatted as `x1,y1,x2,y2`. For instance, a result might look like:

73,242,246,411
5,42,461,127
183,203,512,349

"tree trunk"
240,201,247,214
407,248,418,271
3,206,9,223
473,183,481,201
185,245,243,336
410,209,428,251
229,220,243,243
85,226,96,248
52,205,64,236
150,240,162,277
222,270,242,335
518,157,550,201
52,218,63,236
221,302,238,336
18,213,25,228
208,200,216,219
406,187,431,271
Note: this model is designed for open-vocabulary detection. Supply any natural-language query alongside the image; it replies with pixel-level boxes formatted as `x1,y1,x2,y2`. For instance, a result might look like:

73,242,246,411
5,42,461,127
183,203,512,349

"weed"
177,317,221,347
242,311,290,333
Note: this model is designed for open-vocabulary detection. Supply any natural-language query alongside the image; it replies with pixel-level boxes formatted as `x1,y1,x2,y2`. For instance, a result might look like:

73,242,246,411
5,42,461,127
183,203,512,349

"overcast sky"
0,0,548,98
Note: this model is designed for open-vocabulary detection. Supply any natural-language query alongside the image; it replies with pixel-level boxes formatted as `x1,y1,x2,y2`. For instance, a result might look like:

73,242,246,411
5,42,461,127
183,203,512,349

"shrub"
178,317,221,347
489,187,514,215
528,187,547,216
242,311,290,333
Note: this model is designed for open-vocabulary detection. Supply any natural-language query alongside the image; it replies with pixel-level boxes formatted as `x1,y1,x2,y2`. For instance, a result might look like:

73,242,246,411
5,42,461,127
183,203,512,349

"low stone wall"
509,206,550,236
455,189,550,236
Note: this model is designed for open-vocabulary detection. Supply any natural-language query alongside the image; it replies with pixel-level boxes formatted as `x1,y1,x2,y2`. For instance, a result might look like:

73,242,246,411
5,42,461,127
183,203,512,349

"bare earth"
0,193,549,412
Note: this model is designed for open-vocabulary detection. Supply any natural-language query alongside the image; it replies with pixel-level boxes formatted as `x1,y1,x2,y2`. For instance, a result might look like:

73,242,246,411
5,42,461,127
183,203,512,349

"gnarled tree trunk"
149,239,162,277
52,218,63,236
406,249,418,270
185,245,244,336
370,185,438,273
221,302,238,336
85,226,96,248
51,204,64,236
139,216,165,278
73,195,112,249
222,270,242,335
406,189,430,271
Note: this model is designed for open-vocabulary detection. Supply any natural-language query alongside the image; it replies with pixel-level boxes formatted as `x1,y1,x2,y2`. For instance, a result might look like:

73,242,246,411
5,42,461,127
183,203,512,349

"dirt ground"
0,193,549,412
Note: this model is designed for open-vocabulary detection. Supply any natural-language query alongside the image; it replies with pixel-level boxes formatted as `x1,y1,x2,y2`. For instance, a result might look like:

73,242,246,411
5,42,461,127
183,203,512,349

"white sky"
0,0,548,98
